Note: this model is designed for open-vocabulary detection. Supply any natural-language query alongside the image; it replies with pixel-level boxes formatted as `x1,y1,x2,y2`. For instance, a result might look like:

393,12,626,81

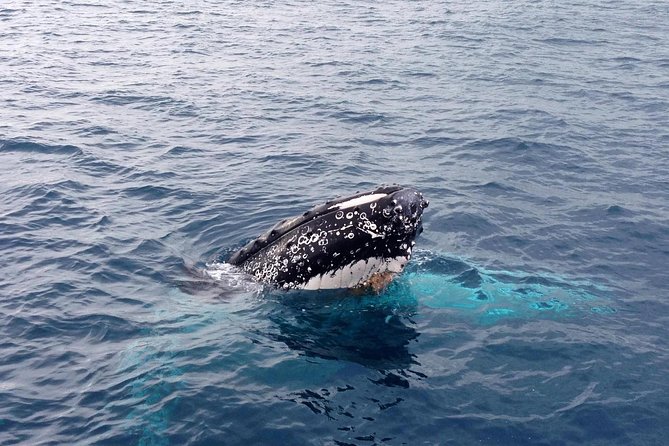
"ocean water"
1,0,668,444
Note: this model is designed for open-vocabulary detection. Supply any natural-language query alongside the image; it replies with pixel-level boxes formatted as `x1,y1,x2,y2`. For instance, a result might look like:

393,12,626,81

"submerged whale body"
228,185,428,290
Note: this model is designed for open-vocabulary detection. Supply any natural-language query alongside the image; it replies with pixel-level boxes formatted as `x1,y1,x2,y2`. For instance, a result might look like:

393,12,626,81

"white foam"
204,261,263,292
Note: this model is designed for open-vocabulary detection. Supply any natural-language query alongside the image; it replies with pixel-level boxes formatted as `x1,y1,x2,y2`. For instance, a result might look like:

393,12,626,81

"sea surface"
1,1,668,445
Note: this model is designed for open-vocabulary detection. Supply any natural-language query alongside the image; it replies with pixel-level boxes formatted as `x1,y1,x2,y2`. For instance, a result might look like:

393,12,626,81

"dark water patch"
162,145,205,157
0,8,23,15
266,294,419,370
4,182,92,216
457,137,603,181
74,125,117,136
350,77,395,86
122,185,176,200
89,215,112,230
305,60,352,68
465,181,522,197
403,70,437,78
73,154,131,177
89,91,192,112
0,236,87,261
463,137,573,160
411,135,463,148
536,37,606,46
563,406,630,442
128,239,167,257
611,55,643,63
353,137,402,148
106,256,165,282
0,139,83,156
209,135,261,146
4,312,145,342
30,254,100,275
331,110,387,124
338,163,371,178
91,269,132,284
125,169,179,182
606,204,628,216
66,2,111,8
26,212,97,230
454,268,483,289
370,372,410,389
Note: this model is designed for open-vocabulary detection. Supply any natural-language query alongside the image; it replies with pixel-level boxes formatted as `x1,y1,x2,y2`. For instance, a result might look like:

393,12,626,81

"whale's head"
228,186,428,290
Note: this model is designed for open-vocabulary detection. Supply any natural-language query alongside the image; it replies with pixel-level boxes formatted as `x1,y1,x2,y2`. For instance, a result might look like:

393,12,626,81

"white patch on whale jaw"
328,193,388,211
297,256,409,290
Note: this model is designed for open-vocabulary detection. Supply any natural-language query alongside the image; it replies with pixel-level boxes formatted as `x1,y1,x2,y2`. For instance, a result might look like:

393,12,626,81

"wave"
0,139,83,156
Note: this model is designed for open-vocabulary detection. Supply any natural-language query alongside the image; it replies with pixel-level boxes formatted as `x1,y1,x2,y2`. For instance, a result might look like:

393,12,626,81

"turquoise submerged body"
228,186,429,290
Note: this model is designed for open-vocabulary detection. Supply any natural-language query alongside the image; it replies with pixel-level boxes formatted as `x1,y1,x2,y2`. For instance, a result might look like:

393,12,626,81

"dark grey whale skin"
228,185,428,289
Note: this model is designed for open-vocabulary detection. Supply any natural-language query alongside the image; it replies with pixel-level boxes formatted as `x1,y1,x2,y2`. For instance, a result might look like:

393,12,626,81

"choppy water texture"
1,1,669,445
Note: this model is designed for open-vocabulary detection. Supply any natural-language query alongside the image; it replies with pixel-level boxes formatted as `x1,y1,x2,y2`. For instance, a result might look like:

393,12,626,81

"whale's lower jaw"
293,256,408,291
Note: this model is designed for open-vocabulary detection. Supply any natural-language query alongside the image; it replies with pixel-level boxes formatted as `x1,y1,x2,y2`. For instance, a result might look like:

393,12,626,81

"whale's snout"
379,187,428,236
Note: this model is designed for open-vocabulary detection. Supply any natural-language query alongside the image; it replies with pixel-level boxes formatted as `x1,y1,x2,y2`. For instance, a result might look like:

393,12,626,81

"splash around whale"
227,185,428,291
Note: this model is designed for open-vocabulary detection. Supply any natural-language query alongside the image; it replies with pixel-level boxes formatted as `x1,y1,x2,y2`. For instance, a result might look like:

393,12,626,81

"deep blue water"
1,1,669,444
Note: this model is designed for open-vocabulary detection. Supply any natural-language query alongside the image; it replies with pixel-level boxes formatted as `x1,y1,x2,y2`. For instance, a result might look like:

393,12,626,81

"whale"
228,185,428,290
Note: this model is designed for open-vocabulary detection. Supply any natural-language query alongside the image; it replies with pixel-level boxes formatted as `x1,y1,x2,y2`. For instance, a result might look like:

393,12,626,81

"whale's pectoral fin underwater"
227,185,428,291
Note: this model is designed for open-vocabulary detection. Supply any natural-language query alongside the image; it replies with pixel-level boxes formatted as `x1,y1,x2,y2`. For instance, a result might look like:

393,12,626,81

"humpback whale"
228,185,428,290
